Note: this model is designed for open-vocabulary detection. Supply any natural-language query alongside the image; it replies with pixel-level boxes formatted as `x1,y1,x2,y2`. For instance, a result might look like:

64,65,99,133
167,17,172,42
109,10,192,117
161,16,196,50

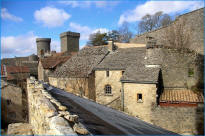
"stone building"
38,31,80,82
45,8,204,134
38,52,73,82
60,31,80,53
50,46,109,100
1,80,25,126
94,45,146,110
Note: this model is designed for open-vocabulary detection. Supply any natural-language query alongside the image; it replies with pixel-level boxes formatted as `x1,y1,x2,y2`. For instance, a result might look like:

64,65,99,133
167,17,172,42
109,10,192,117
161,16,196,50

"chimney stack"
60,31,80,53
108,38,117,52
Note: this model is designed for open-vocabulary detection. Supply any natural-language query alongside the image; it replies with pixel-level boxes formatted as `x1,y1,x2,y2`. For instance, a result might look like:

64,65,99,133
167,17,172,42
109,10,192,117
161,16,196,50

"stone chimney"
146,37,157,49
108,38,117,52
36,38,51,57
60,31,80,53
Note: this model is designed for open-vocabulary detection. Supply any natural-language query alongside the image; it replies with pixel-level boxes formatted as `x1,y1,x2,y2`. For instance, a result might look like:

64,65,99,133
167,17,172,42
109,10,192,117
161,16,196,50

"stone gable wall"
123,83,157,123
95,70,122,110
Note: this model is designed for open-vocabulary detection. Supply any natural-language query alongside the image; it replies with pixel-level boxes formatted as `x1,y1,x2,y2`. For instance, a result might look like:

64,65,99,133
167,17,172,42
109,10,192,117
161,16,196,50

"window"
7,99,11,105
137,93,143,102
188,68,194,77
106,71,109,77
122,71,125,75
105,85,112,95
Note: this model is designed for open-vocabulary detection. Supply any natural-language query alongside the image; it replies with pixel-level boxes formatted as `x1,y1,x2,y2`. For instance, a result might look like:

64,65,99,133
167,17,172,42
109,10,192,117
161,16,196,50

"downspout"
121,82,124,111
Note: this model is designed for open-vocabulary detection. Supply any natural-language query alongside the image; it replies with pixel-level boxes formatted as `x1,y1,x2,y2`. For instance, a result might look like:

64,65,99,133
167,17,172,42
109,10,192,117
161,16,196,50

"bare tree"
138,11,172,33
118,21,133,43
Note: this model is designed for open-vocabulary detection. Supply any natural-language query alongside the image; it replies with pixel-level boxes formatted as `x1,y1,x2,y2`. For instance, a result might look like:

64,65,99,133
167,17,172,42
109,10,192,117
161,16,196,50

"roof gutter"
120,80,158,84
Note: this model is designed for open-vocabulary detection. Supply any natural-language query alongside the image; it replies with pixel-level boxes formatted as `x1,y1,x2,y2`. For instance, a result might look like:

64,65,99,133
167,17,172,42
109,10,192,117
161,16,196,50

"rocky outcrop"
27,77,90,135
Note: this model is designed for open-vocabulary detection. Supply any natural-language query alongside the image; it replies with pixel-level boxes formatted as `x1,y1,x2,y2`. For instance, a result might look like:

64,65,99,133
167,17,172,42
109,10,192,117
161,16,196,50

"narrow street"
45,85,177,135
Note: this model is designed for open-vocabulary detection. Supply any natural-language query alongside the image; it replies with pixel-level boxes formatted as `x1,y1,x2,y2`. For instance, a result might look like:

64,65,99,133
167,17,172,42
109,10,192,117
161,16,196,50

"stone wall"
123,83,157,123
146,48,204,88
130,8,204,55
38,62,52,82
1,80,25,125
95,70,122,110
27,77,89,135
151,105,204,135
48,76,95,100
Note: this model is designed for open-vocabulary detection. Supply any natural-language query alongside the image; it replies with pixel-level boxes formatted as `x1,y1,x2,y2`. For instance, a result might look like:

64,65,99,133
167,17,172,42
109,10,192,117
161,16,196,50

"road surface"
44,84,178,135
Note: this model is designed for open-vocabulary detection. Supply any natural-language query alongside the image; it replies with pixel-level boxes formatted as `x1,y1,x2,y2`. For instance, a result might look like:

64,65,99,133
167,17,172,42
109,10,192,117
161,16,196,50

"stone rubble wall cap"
36,38,51,42
60,31,80,38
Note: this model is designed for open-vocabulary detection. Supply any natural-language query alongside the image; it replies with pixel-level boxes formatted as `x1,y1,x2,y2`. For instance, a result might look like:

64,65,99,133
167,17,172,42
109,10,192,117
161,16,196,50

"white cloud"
1,8,23,22
51,40,61,52
69,22,92,40
118,1,204,25
92,28,109,34
34,7,71,27
69,22,109,40
1,32,61,58
1,32,38,58
58,1,119,8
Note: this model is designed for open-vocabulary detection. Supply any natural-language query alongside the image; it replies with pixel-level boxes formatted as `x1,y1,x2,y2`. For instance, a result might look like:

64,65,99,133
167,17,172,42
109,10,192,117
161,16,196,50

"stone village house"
47,8,204,135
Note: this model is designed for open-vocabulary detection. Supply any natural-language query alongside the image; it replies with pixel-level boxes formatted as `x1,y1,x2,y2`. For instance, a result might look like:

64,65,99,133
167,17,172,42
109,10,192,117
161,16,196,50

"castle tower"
36,38,51,57
60,31,80,53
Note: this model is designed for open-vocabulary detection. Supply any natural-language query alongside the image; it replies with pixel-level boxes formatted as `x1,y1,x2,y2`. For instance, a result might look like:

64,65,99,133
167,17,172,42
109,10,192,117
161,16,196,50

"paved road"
44,84,178,135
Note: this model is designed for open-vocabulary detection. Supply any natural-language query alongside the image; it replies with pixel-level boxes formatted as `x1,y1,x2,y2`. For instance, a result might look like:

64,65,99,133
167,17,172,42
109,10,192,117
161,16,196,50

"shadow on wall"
156,69,164,105
1,97,27,129
196,104,204,135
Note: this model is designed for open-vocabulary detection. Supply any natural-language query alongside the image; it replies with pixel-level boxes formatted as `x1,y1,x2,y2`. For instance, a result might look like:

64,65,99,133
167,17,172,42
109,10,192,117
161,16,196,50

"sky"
1,0,204,58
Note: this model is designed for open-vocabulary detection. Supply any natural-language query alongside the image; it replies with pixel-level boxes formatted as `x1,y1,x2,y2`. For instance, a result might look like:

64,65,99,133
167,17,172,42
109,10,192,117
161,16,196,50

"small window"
7,99,12,105
137,93,143,102
188,68,194,77
122,71,125,75
106,71,109,77
105,85,112,95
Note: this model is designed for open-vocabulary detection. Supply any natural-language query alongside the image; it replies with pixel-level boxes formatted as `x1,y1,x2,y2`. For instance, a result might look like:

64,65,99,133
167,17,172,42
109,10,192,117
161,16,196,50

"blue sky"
1,0,204,58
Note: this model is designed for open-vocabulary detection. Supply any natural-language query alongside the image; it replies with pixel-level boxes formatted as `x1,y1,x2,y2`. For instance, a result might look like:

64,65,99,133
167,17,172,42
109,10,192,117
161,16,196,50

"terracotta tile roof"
160,89,204,103
6,66,30,73
40,52,75,69
0,65,30,80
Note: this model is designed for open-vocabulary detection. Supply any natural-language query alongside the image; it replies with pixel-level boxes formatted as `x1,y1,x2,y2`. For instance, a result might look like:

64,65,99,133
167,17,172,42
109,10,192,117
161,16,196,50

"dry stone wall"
27,77,89,135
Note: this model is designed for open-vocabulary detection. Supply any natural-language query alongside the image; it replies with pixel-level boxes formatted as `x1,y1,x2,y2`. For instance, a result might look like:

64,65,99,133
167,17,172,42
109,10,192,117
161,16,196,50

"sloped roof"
121,64,160,83
94,47,146,70
1,65,30,80
40,56,71,69
53,46,109,78
160,89,204,103
40,52,76,69
6,66,30,73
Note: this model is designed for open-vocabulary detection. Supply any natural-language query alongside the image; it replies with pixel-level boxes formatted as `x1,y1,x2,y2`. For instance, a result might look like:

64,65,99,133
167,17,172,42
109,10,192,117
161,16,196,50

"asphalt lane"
44,84,178,135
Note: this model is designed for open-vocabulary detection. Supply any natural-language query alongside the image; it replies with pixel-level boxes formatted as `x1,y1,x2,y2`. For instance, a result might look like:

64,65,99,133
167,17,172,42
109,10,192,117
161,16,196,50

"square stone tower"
60,31,80,53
